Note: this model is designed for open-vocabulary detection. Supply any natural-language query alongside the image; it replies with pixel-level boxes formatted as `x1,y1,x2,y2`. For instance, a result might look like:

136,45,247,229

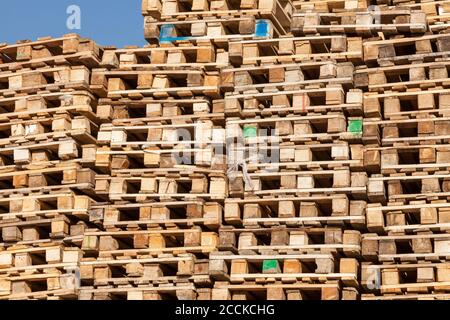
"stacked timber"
0,35,105,300
142,0,294,43
1,0,450,301
208,9,366,298
374,1,450,34
360,25,450,299
293,0,370,12
78,40,228,300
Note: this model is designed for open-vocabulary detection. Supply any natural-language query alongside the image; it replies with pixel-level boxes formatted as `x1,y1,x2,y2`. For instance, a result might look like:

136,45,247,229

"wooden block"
271,228,289,246
286,290,303,300
244,204,261,221
81,235,99,251
422,177,440,193
108,78,127,91
151,207,170,220
126,263,144,277
94,266,111,281
210,177,227,197
16,45,32,61
366,206,384,232
22,228,39,241
29,174,47,188
0,253,13,268
59,140,78,159
342,288,358,300
299,202,320,226
63,249,81,263
437,37,450,52
70,66,90,84
362,235,378,258
365,97,381,117
326,85,344,105
278,200,295,218
127,291,144,301
22,198,40,212
420,147,436,164
238,232,257,252
262,260,281,274
281,173,297,189
133,234,149,249
275,121,292,136
12,281,32,295
177,290,197,300
231,259,248,277
13,149,31,164
297,176,314,189
201,232,218,249
224,202,241,225
77,169,96,185
437,265,450,282
333,169,350,188
331,144,350,160
2,227,22,242
386,211,405,227
267,287,285,300
185,229,202,247
13,174,28,188
417,267,435,283
381,269,401,294
51,218,70,237
439,93,450,112
295,148,312,162
434,239,450,254
421,207,438,224
209,259,228,279
316,257,334,273
218,228,236,251
325,229,342,244
321,287,339,300
290,231,309,246
284,259,302,274
332,197,349,216
340,258,359,278
99,236,119,251
331,37,347,52
438,209,450,223
327,115,346,133
343,231,361,256
211,288,231,300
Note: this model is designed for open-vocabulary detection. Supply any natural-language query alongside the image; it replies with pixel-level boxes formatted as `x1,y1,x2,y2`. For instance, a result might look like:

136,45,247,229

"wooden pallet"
0,35,102,71
211,280,355,300
293,0,369,13
217,225,361,253
292,9,427,36
91,201,222,230
223,195,366,227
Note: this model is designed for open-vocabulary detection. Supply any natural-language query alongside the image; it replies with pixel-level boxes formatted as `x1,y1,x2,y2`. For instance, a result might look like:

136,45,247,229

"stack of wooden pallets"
0,0,450,300
0,35,105,300
360,15,450,301
142,0,293,44
77,32,229,299
211,10,366,299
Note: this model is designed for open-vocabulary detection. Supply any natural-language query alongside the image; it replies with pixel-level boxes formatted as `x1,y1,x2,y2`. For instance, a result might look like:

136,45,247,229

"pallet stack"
360,18,450,300
142,0,293,44
1,0,450,300
77,24,230,299
0,35,104,300
209,1,367,299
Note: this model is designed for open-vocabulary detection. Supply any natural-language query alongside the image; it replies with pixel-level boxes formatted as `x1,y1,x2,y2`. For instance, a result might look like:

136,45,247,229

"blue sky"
0,0,146,47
